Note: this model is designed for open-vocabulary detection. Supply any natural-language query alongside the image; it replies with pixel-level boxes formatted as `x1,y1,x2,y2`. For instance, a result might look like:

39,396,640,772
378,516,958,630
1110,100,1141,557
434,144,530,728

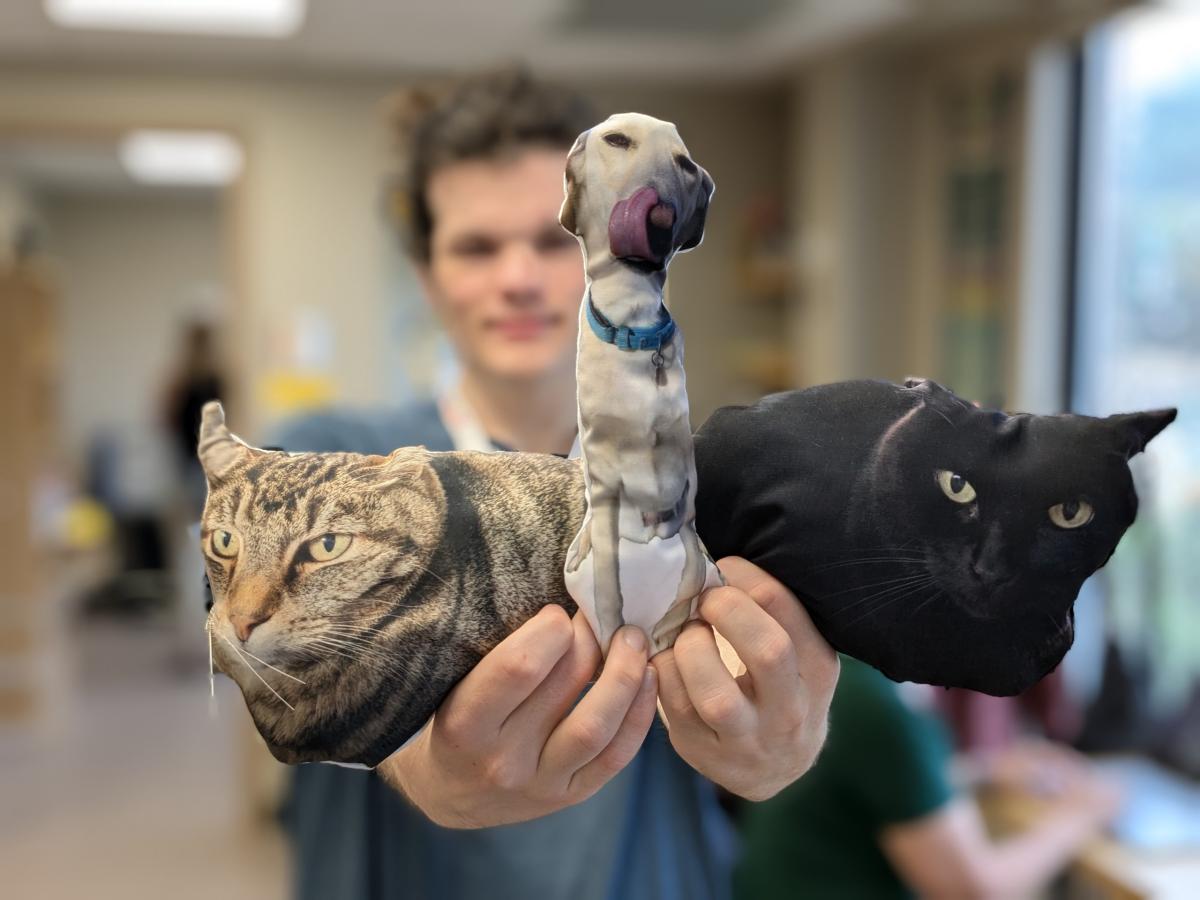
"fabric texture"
274,401,735,900
733,656,955,900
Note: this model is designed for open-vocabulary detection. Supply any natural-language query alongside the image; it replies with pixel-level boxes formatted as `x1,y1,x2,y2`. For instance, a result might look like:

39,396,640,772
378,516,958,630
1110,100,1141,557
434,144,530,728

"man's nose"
497,242,542,299
230,610,272,642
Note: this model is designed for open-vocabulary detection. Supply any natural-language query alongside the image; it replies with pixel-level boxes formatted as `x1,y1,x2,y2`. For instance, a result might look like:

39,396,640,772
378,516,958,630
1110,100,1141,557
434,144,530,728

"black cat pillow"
694,378,1176,696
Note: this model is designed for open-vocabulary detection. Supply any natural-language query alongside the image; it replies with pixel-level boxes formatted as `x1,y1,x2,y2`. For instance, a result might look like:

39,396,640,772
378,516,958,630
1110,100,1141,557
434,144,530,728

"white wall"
0,70,413,438
40,191,224,482
0,69,790,435
0,173,38,266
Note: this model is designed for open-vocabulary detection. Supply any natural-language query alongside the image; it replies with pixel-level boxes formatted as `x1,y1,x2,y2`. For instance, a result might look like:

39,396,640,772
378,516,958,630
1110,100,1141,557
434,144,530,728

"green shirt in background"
734,656,956,900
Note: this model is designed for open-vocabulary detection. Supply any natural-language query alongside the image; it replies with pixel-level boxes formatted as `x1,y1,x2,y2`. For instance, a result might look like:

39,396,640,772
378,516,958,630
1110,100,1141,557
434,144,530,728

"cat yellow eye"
1049,500,1094,529
210,529,241,559
936,469,977,504
308,533,352,563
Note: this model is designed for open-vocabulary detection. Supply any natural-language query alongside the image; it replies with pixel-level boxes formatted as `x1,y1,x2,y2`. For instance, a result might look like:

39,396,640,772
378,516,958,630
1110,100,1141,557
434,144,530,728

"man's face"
421,148,583,383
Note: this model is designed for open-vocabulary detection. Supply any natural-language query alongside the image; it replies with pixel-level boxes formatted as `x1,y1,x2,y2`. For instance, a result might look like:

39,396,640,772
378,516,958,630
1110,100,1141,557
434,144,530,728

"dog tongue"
609,186,661,261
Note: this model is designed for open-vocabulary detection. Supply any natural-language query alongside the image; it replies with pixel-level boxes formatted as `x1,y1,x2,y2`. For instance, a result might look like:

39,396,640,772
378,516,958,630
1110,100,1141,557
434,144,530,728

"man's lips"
486,315,561,339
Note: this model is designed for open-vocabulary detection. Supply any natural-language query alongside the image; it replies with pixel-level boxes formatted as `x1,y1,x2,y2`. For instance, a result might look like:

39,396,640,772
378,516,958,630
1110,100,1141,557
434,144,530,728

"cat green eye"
210,529,241,559
1049,500,1094,529
936,469,976,504
308,533,352,563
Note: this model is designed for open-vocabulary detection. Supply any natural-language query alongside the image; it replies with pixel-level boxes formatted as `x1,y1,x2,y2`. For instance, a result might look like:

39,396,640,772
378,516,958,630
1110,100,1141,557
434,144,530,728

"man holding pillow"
277,68,838,900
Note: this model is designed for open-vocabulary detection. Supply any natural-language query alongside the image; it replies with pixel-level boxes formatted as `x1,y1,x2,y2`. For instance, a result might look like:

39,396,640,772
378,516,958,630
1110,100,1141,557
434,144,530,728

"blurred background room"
1,0,1197,897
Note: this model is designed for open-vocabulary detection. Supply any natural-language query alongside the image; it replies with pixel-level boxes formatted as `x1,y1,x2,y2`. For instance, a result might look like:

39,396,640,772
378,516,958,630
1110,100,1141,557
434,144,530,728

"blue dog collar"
586,294,676,351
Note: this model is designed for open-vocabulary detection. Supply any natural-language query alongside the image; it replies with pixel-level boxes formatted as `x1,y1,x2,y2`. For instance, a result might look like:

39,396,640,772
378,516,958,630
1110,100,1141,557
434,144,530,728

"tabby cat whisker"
412,562,454,591
208,626,215,699
306,636,412,679
217,633,295,711
235,645,307,684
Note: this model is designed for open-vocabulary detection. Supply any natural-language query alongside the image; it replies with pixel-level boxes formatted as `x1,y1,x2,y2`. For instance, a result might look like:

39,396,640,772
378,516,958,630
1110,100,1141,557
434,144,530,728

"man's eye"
452,239,497,257
536,230,577,253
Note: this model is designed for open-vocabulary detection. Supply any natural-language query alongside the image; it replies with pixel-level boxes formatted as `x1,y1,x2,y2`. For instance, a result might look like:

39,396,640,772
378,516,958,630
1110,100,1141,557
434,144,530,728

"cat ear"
1105,408,1177,458
197,401,262,483
902,376,953,396
378,446,442,496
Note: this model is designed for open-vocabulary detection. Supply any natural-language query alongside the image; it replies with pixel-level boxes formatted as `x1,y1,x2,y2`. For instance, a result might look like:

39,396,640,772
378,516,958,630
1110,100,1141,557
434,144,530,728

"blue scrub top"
273,401,736,900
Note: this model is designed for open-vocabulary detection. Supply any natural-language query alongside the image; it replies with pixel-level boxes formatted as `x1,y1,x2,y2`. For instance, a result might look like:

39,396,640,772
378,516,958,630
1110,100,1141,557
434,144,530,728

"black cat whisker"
811,556,928,573
841,580,941,629
909,589,946,619
822,544,925,555
1043,612,1072,640
817,570,936,601
835,575,939,620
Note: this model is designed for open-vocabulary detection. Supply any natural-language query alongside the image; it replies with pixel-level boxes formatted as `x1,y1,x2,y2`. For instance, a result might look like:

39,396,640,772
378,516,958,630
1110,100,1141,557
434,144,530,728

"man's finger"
540,625,649,775
568,665,658,798
716,556,839,696
697,584,803,716
651,646,715,740
501,611,600,743
672,619,755,737
441,605,574,740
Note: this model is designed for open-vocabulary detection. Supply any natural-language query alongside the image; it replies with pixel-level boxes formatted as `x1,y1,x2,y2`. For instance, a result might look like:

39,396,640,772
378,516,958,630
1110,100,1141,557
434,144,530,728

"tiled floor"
0,619,290,900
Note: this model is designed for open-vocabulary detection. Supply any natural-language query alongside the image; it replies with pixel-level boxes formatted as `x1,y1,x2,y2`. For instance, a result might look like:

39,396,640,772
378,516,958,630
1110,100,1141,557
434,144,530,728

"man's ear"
197,401,262,484
559,128,590,236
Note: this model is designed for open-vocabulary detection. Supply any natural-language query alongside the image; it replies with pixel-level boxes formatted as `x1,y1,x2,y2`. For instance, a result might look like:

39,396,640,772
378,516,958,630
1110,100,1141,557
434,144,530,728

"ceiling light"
119,130,244,186
45,0,305,38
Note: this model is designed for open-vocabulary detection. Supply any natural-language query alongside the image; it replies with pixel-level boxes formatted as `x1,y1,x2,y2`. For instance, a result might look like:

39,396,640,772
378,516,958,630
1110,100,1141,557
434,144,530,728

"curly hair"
388,67,597,263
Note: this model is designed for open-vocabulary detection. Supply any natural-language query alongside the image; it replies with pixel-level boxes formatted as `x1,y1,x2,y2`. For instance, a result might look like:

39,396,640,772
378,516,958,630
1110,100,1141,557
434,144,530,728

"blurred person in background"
162,320,224,517
734,655,1123,899
275,68,839,900
162,320,225,659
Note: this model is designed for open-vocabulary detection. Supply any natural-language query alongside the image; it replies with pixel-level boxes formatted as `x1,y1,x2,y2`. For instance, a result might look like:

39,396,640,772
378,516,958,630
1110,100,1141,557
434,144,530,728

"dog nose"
649,204,675,229
231,611,272,642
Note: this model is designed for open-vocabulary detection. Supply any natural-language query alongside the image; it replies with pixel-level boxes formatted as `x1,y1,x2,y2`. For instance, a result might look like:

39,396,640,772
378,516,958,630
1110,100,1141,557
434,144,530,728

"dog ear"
677,166,714,252
558,128,590,236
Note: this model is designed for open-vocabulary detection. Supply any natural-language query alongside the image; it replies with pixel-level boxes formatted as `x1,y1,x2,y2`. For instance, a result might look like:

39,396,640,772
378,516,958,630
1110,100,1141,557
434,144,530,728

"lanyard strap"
436,380,498,452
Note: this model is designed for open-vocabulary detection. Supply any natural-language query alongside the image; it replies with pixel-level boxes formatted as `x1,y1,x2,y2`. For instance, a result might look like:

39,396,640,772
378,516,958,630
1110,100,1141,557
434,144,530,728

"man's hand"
377,604,657,829
652,556,839,801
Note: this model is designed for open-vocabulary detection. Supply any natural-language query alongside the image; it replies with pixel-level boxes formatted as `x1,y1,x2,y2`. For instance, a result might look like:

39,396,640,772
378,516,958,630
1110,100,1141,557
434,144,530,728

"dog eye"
676,154,697,175
603,132,632,150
